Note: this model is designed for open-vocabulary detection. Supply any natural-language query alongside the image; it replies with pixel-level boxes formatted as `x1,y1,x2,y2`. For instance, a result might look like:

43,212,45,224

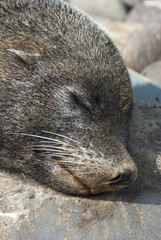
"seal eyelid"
69,89,94,115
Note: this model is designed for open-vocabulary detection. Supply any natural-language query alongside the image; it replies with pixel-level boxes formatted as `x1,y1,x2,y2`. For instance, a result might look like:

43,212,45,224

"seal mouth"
18,131,138,195
107,169,136,186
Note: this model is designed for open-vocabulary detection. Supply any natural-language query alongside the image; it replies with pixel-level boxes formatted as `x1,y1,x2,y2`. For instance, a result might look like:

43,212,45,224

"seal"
0,0,138,195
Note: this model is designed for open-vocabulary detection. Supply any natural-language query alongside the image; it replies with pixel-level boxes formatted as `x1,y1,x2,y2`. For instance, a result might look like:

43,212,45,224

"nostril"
108,173,123,186
108,169,134,186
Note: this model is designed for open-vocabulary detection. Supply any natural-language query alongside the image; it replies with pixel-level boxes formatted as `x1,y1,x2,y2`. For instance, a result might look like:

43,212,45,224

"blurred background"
68,0,161,104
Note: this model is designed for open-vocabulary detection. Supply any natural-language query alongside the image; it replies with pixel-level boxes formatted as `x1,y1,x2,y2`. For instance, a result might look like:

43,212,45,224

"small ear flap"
7,49,41,65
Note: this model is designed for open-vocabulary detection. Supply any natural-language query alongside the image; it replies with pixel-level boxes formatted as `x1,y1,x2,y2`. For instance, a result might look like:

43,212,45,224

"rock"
70,0,127,21
97,21,161,73
141,61,161,86
120,0,142,7
0,100,161,240
128,0,161,23
122,23,161,72
97,21,143,52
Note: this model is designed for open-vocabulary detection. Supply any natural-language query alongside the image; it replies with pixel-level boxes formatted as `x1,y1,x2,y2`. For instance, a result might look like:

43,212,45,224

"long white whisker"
42,152,82,158
41,152,62,155
39,141,78,149
10,133,59,142
25,148,64,153
41,130,81,144
26,145,77,152
10,133,75,146
59,161,86,166
27,148,77,155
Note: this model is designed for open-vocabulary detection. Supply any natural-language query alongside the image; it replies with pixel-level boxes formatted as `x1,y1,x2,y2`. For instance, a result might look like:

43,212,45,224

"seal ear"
7,49,41,65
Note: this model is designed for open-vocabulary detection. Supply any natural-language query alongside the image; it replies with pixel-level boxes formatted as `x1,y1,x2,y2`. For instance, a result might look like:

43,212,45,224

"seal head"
0,0,138,195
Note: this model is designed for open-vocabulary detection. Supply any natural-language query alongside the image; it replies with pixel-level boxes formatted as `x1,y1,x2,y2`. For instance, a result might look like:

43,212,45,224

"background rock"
70,0,161,74
122,23,161,72
120,0,142,7
128,0,161,23
97,21,161,73
141,61,161,86
0,100,161,240
70,0,127,21
97,21,143,52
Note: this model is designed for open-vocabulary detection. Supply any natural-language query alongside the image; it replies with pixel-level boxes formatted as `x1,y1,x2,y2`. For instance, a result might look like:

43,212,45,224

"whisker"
10,132,81,149
10,133,76,146
39,141,78,149
10,133,59,142
25,148,65,153
59,161,87,166
26,145,77,152
26,148,77,155
40,152,62,156
40,151,82,158
24,147,81,158
38,152,68,157
41,130,81,144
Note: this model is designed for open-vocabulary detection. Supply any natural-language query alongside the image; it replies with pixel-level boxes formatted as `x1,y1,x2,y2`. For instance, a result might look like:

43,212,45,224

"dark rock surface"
0,100,161,240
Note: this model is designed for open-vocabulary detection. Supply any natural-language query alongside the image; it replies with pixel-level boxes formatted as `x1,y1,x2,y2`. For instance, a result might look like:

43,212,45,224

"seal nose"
108,169,135,186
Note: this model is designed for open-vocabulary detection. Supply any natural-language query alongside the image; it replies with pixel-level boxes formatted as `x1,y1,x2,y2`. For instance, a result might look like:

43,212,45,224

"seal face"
0,0,138,195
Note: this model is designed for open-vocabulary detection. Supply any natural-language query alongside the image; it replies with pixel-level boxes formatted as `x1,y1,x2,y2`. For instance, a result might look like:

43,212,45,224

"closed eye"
67,87,94,115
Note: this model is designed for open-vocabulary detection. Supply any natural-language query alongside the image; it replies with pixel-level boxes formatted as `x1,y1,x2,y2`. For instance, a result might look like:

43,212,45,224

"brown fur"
0,0,137,195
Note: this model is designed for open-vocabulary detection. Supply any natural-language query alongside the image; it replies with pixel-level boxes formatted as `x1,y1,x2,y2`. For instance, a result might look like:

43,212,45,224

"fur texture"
0,0,137,195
